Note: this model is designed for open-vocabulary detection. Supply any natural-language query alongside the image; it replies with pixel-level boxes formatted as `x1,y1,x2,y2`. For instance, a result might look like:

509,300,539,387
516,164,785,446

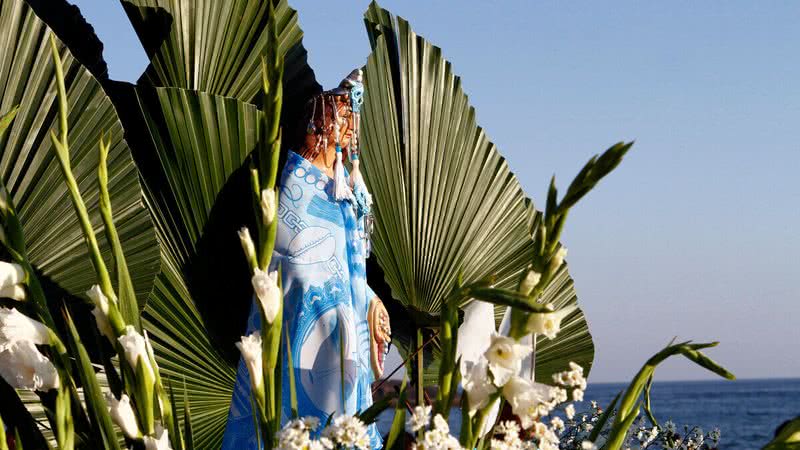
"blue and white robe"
221,151,382,449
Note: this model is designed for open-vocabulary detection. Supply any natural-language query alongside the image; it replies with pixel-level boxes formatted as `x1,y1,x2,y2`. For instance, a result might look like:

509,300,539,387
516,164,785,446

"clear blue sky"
71,0,800,383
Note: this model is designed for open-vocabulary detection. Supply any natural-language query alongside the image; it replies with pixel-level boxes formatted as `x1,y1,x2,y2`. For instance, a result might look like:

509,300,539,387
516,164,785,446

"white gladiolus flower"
484,334,532,387
0,307,50,351
118,325,155,381
143,425,171,450
0,261,25,301
0,340,59,391
551,416,565,432
461,359,497,415
552,247,567,269
261,188,277,226
86,285,114,342
321,415,370,450
565,404,576,420
581,441,598,450
501,376,557,429
236,332,263,392
105,391,141,438
252,268,280,324
407,405,431,432
0,283,25,301
0,261,25,286
238,227,257,263
572,388,584,402
519,269,541,295
526,305,577,340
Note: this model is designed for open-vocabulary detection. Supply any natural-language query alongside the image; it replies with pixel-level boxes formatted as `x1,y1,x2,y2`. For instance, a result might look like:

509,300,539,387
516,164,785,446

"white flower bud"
87,285,114,342
118,325,155,381
0,307,50,351
552,246,568,269
236,332,263,393
0,261,25,287
238,227,257,264
105,392,141,439
526,305,576,340
143,425,171,450
519,269,541,296
261,188,276,226
252,268,280,324
0,284,25,301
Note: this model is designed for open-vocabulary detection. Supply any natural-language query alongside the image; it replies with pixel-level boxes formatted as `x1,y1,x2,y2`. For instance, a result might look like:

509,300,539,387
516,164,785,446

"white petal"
0,340,59,391
0,284,25,301
0,307,50,351
0,262,25,287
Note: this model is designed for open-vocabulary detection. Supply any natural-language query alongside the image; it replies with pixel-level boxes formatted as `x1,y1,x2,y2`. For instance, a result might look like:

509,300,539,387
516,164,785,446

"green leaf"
763,416,800,450
120,0,319,118
0,412,8,450
587,391,620,443
604,341,734,450
62,308,122,450
0,0,160,310
384,377,407,450
0,106,18,140
183,380,194,450
357,391,397,425
284,326,298,419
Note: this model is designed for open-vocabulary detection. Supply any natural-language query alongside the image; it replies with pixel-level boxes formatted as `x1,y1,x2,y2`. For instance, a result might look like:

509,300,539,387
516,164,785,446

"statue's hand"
368,297,391,379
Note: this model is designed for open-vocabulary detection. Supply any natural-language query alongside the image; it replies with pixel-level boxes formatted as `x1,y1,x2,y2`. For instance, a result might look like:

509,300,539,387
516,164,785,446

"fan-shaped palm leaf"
361,2,594,382
120,0,319,110
133,87,261,448
0,0,159,324
362,2,533,320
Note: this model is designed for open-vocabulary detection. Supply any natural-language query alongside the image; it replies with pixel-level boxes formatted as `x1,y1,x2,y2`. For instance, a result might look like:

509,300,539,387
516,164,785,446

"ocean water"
376,378,800,449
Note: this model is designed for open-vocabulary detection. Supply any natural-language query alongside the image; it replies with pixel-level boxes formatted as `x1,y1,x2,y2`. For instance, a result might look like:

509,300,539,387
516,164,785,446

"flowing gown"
221,151,382,449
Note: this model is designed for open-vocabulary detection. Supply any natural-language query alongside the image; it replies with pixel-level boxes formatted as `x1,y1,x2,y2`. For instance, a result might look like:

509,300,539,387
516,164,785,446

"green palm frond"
0,0,159,319
121,0,319,108
362,2,533,319
362,2,594,383
133,87,261,448
531,262,594,382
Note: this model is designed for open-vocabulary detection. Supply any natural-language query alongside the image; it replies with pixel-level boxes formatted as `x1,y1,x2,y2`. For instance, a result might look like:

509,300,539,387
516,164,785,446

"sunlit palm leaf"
121,0,319,108
531,262,595,382
0,0,159,320
362,2,594,382
133,87,260,448
362,2,533,319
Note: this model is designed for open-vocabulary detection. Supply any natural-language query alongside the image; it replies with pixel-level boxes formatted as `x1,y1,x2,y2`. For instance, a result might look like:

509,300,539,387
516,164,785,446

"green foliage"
764,416,800,450
0,0,159,309
601,341,735,450
362,0,596,387
384,377,408,450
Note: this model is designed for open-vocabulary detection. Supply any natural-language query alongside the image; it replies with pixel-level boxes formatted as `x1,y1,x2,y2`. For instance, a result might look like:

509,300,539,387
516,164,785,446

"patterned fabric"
221,151,381,449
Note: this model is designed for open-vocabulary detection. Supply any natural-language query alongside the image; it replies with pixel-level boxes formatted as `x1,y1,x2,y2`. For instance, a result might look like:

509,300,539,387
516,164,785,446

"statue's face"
302,96,354,154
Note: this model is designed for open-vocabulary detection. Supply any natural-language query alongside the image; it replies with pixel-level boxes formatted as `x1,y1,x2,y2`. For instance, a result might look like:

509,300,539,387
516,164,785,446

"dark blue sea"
376,378,800,449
